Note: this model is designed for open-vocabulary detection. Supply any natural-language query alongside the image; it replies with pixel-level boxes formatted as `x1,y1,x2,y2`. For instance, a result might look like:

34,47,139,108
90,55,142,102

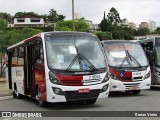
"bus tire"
132,90,141,95
36,87,46,107
86,99,97,104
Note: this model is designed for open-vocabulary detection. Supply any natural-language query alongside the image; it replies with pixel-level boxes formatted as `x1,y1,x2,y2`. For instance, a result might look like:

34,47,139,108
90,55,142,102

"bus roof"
7,31,95,51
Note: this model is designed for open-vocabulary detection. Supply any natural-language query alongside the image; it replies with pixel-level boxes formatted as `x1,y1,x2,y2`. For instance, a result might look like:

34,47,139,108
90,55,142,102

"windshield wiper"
66,46,97,71
79,53,97,71
126,50,142,68
120,51,131,68
120,50,142,68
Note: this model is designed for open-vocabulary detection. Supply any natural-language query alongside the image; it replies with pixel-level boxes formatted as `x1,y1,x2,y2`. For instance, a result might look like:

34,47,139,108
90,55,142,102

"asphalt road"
0,87,160,120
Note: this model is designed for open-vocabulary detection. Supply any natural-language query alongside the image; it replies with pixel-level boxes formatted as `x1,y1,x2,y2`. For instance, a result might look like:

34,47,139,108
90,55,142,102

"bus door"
141,41,153,66
32,41,46,101
141,41,154,84
24,44,35,96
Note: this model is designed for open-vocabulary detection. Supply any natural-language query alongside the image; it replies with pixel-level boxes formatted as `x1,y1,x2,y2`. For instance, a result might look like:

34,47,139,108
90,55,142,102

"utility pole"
72,0,74,20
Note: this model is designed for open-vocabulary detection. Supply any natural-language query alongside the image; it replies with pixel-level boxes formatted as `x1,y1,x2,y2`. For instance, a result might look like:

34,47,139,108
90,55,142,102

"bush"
93,31,113,40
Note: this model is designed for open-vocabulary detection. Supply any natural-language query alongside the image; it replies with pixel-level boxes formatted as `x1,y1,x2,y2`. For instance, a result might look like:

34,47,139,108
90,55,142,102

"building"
139,22,149,29
75,13,81,19
148,20,156,32
92,24,100,31
13,13,45,27
129,22,137,29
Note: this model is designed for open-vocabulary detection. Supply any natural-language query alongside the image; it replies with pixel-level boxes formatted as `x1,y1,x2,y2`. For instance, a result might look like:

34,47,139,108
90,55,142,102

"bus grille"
123,83,141,90
61,80,82,86
65,90,99,101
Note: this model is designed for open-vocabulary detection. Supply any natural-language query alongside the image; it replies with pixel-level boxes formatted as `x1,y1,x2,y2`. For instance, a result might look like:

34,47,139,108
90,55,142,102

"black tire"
132,90,141,95
86,99,97,104
36,87,46,107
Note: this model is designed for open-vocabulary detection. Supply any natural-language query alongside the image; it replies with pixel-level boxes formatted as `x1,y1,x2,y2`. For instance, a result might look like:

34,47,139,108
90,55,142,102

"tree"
93,31,113,40
56,18,90,32
100,19,110,32
57,15,66,21
0,28,42,53
135,28,150,36
0,19,7,31
0,12,12,23
14,12,40,18
107,7,121,25
48,9,57,22
48,9,65,22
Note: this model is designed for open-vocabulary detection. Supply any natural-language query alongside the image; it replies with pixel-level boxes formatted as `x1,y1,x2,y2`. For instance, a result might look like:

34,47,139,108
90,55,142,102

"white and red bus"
102,40,151,94
6,32,110,106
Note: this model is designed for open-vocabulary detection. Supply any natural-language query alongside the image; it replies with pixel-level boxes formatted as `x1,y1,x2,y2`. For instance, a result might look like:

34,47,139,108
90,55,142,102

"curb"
0,95,12,101
0,81,6,83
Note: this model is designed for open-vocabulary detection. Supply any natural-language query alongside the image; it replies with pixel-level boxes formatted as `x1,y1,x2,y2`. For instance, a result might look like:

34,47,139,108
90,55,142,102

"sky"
0,0,160,27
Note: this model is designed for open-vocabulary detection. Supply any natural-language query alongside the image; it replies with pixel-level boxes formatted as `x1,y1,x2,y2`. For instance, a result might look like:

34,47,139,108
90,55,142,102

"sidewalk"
0,77,12,97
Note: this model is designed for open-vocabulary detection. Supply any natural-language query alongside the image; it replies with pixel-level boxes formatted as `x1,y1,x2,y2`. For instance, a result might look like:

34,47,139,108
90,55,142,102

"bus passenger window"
34,45,44,69
17,47,24,66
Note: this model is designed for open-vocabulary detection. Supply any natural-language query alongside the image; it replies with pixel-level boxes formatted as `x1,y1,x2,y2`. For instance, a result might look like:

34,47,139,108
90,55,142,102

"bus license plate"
78,88,90,93
129,87,137,90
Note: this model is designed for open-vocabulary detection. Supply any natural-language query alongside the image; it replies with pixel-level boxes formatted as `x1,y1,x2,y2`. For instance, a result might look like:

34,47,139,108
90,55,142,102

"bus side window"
17,47,24,66
34,45,44,69
12,49,18,65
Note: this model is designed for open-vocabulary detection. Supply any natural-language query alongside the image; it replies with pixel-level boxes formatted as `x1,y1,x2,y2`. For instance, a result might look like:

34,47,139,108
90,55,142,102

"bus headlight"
49,71,62,85
102,73,110,83
156,70,160,76
110,73,118,80
145,71,150,79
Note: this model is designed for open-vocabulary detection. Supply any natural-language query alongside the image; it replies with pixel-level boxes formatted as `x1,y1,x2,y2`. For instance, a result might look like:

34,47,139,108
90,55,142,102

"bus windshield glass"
104,42,148,67
155,46,160,67
45,34,106,71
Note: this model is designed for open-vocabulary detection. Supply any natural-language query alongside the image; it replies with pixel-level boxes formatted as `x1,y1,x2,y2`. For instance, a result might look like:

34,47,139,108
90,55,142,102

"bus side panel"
34,68,46,101
12,66,25,95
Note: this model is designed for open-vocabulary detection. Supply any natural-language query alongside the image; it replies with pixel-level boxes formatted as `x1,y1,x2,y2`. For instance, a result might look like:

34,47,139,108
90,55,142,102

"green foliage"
14,9,66,23
99,19,111,32
56,19,90,32
134,28,150,36
0,28,42,53
14,12,40,18
99,8,135,40
48,9,66,22
0,19,8,31
0,12,12,23
107,7,121,25
93,31,113,40
6,27,53,32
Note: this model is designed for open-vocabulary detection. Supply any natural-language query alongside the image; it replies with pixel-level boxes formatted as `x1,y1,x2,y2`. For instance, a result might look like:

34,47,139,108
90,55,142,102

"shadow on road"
109,91,147,98
19,96,103,110
150,86,160,91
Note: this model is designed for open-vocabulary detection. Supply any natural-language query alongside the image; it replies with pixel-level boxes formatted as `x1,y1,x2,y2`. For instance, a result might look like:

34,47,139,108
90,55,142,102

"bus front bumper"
46,80,110,103
109,78,151,92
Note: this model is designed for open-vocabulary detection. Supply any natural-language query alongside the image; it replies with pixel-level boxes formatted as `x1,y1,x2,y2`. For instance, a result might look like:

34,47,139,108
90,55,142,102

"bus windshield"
104,42,148,67
45,34,106,71
155,46,160,67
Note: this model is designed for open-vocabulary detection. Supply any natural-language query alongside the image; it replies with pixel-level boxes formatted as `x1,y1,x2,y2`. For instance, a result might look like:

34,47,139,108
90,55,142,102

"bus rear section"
7,32,110,106
137,37,160,87
102,40,151,94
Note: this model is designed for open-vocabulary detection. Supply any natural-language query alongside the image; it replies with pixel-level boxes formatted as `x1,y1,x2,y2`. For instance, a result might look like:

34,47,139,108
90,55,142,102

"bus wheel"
132,90,141,95
36,88,46,107
86,99,97,104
